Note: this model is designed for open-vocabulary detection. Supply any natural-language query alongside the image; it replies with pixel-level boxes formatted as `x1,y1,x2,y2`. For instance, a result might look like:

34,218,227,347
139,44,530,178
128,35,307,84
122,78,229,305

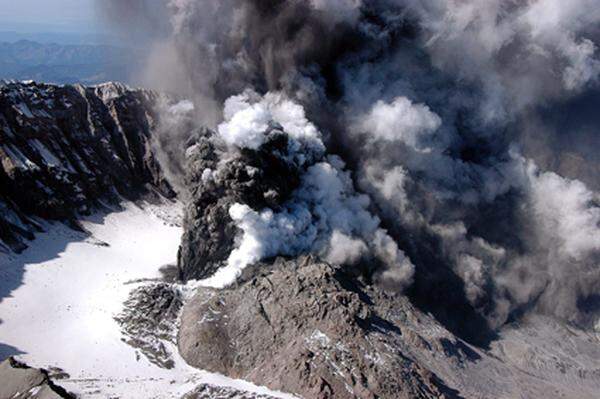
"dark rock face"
0,357,74,399
177,129,301,281
0,81,174,253
115,283,183,369
179,256,464,399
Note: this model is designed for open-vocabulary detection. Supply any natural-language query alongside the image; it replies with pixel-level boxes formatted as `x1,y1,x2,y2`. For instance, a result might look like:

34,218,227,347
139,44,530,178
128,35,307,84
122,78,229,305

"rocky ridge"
182,385,280,399
179,256,462,399
115,282,183,370
0,357,74,399
0,80,174,253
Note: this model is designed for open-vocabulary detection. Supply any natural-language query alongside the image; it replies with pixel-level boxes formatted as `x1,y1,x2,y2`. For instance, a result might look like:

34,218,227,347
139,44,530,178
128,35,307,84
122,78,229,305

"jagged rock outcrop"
177,129,301,281
0,357,74,399
0,80,174,253
178,254,600,399
178,256,463,399
115,283,183,369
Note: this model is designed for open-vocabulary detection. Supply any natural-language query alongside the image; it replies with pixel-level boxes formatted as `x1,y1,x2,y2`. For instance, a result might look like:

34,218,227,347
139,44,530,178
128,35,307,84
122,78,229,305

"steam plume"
99,0,600,336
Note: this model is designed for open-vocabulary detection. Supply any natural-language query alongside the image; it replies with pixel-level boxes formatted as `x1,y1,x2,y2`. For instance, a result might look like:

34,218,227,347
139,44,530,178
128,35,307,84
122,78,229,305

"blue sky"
0,0,99,32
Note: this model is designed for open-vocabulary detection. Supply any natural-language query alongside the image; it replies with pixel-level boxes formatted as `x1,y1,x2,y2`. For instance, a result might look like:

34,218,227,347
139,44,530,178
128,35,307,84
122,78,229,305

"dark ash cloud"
98,0,600,341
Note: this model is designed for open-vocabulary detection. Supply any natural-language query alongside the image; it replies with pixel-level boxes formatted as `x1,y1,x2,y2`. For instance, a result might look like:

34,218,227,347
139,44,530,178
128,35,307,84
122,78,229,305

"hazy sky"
0,0,99,32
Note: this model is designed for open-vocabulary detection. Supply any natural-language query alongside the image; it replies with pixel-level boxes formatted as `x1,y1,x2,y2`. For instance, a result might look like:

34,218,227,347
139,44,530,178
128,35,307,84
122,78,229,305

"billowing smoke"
99,0,600,338
398,0,600,121
200,91,414,290
152,99,196,194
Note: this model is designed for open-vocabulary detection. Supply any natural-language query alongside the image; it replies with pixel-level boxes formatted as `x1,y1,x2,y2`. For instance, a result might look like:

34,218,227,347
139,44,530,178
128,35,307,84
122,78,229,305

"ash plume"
99,0,600,338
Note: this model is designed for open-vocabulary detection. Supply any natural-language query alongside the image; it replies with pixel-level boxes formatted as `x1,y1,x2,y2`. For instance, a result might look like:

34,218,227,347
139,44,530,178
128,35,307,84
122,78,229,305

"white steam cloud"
200,93,414,289
527,162,600,259
219,90,325,163
357,97,442,149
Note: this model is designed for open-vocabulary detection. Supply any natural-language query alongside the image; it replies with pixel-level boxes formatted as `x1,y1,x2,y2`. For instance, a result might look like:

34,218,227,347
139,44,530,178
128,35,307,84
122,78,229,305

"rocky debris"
0,357,75,399
182,384,280,399
177,128,301,281
0,80,174,253
115,283,183,369
179,254,600,399
179,256,463,399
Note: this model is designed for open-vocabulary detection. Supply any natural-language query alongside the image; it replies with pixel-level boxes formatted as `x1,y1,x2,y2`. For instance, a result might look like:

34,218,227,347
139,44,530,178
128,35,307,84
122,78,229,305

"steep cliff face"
0,81,174,253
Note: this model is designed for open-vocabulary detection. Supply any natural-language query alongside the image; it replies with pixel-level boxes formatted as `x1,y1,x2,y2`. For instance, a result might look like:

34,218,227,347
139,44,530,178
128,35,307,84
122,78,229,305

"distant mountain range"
0,30,120,46
0,40,141,85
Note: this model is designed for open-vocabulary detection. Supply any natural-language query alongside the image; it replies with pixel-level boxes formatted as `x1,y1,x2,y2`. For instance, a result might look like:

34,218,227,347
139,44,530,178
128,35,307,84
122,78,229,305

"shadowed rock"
0,357,75,399
0,80,174,252
177,129,301,281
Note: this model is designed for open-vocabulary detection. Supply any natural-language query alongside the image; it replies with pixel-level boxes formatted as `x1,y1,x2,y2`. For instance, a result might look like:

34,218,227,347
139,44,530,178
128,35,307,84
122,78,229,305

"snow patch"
0,202,295,399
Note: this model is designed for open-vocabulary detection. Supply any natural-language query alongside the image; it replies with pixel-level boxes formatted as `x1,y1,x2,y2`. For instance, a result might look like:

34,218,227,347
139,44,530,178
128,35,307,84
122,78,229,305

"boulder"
0,357,74,399
178,257,463,399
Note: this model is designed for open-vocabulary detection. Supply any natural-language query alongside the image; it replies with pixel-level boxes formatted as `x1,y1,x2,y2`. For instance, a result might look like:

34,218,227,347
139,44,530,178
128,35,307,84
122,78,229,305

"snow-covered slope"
0,201,295,398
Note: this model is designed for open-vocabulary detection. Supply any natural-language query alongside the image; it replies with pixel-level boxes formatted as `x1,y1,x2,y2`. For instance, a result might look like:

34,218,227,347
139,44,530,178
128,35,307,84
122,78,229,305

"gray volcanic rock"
0,357,74,399
179,256,463,399
177,129,301,281
115,283,183,369
0,80,174,253
178,254,600,399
